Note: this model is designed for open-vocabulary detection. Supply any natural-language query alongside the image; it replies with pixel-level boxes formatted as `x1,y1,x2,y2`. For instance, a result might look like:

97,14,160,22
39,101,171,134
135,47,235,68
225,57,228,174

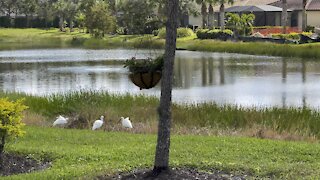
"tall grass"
1,91,320,140
181,39,320,59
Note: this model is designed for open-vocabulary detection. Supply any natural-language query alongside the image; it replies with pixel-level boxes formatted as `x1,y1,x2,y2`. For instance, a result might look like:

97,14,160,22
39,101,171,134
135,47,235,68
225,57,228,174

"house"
270,0,320,28
187,0,320,29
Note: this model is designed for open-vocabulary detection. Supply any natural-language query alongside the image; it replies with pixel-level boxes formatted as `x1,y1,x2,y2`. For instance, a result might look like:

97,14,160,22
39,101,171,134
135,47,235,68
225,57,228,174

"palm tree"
302,0,307,31
196,0,208,28
282,0,288,34
215,0,234,30
208,0,215,29
153,0,178,176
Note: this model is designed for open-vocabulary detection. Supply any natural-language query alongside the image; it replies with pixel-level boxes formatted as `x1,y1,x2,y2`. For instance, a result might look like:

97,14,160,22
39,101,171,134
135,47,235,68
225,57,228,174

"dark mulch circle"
100,167,248,180
0,153,51,176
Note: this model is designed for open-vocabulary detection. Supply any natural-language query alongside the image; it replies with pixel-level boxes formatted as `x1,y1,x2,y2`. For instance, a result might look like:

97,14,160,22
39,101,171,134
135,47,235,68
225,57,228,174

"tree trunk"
220,3,225,30
59,16,65,32
0,133,5,171
201,2,207,28
153,0,178,176
70,19,74,32
208,4,214,29
302,0,307,31
282,0,288,34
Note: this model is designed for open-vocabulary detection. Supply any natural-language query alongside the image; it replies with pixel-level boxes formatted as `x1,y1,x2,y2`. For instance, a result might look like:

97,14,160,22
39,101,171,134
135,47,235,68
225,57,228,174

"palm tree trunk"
282,0,288,34
153,0,178,176
208,4,214,29
302,0,307,31
201,2,208,28
220,3,225,30
59,15,64,32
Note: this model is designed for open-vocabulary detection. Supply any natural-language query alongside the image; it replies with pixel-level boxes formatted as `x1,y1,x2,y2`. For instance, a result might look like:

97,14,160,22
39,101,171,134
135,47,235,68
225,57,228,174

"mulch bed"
0,153,51,176
100,167,248,180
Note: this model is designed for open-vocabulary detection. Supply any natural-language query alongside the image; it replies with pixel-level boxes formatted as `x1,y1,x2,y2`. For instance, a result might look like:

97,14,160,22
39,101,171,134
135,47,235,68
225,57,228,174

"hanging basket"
129,71,162,90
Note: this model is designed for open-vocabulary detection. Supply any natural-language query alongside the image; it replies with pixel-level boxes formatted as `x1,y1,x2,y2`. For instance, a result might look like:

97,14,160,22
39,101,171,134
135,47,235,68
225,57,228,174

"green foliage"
117,0,156,34
226,13,255,36
306,25,315,33
0,98,27,154
85,1,116,38
124,55,164,73
271,32,313,40
196,29,233,39
158,27,194,39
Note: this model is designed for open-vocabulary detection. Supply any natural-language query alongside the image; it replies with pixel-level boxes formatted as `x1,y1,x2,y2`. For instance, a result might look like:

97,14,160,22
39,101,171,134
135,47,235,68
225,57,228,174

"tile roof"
269,0,320,11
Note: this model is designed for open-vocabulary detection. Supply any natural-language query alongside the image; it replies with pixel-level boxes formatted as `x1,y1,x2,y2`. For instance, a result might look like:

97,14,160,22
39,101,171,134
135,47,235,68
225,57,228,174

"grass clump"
158,27,195,39
1,91,320,141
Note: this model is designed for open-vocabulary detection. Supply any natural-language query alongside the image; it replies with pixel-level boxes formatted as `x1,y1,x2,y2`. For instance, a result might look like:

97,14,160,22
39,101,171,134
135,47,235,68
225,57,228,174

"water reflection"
0,49,319,108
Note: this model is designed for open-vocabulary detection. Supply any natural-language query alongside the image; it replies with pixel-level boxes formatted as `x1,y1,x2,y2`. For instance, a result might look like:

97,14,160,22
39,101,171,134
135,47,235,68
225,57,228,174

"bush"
0,98,28,157
306,25,315,33
158,27,194,39
272,32,313,40
196,29,233,40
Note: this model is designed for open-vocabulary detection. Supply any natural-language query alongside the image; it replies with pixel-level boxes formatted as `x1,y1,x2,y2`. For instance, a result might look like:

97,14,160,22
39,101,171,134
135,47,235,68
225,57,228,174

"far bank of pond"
1,28,320,59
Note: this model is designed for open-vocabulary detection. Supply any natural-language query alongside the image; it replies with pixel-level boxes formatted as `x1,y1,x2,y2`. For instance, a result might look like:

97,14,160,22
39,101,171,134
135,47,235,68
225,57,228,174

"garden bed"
0,153,51,176
101,167,248,180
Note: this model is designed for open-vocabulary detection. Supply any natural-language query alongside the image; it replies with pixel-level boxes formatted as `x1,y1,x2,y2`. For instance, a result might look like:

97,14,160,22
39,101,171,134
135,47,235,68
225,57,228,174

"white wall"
307,11,320,27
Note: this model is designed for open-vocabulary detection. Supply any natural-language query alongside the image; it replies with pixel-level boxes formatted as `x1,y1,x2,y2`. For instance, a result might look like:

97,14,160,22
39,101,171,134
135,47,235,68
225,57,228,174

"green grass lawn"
4,125,320,179
1,28,320,59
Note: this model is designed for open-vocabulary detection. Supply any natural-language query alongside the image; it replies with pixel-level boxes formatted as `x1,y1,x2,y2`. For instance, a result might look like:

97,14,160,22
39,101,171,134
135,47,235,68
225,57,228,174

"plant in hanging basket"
124,55,164,89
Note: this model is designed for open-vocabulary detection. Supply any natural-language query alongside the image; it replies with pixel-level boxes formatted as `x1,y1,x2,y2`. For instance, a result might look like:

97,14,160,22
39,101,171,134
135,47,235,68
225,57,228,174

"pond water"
0,48,319,108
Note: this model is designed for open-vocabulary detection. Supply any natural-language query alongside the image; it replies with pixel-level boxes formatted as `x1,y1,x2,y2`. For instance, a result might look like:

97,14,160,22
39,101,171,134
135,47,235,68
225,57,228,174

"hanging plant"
124,55,164,89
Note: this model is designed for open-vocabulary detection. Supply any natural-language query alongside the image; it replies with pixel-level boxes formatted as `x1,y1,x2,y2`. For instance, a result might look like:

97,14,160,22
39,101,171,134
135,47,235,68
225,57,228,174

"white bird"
120,117,133,129
53,115,69,126
92,116,104,130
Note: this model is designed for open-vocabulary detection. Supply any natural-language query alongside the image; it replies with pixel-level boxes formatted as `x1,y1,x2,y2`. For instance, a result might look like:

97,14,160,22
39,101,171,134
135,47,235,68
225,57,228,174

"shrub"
196,29,233,40
158,27,194,39
272,32,313,40
0,98,28,159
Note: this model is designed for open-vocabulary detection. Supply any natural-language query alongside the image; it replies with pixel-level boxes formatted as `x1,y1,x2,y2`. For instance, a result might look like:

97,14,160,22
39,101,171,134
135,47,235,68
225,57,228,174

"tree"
281,0,288,34
302,0,307,31
85,1,115,37
208,1,215,29
117,0,156,34
38,0,55,29
53,0,68,31
0,98,27,170
226,13,255,36
153,0,178,175
18,0,39,27
0,0,19,27
195,0,208,28
65,0,80,32
215,0,234,30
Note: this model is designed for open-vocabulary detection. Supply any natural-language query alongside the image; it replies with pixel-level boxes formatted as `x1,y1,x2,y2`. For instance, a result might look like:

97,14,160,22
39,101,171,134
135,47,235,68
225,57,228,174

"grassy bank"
1,91,320,141
4,126,320,179
1,28,320,59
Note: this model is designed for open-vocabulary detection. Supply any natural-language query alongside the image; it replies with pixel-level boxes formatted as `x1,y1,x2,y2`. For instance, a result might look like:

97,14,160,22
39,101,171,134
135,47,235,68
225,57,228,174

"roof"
269,0,320,11
212,0,279,11
226,5,290,12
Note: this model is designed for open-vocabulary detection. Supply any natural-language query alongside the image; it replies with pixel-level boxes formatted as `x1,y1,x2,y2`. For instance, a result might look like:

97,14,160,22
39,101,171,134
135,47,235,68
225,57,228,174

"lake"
0,48,319,108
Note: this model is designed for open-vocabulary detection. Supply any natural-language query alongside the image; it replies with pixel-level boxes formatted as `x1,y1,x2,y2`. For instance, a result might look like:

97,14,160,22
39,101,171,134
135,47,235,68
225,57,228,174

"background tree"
0,0,19,27
215,0,234,30
53,0,68,31
153,0,178,175
208,0,215,29
302,0,307,31
85,1,115,37
38,0,55,29
281,0,288,34
65,0,80,32
18,0,39,27
116,0,156,34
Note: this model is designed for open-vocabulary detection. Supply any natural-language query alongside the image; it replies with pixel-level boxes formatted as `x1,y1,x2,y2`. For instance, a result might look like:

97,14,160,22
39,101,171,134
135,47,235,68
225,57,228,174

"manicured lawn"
4,126,320,179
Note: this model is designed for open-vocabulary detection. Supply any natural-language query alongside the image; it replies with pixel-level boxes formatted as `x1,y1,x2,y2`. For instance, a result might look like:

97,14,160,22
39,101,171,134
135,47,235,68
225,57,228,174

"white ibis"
92,116,104,130
120,117,133,129
53,115,68,126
